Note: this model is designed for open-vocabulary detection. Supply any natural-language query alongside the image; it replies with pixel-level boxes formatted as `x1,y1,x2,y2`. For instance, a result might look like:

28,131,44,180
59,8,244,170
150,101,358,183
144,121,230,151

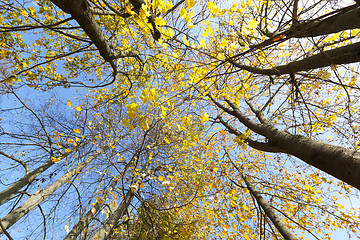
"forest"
0,0,360,239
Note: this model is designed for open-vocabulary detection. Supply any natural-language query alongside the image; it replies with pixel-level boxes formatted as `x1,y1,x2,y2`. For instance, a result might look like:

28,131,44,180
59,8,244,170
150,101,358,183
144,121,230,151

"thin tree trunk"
242,176,298,240
0,143,111,233
64,178,117,240
0,140,90,206
90,159,149,240
64,151,134,240
210,96,360,190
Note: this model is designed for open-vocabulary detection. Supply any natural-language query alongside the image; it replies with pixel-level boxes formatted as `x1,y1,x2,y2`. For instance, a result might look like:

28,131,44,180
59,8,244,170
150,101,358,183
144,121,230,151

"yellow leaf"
91,208,96,215
161,109,166,119
67,100,72,107
199,38,206,48
202,25,213,37
51,156,60,163
128,111,137,119
73,129,81,134
182,35,190,46
229,43,239,51
20,9,28,17
140,182,145,188
179,7,187,19
122,118,129,126
158,176,164,181
186,0,196,8
127,102,138,111
187,22,195,29
182,116,190,127
125,5,135,15
312,82,321,89
207,1,219,16
139,6,150,19
76,106,82,111
320,71,331,80
223,223,229,231
166,28,175,38
65,224,69,233
220,40,228,49
248,18,259,29
68,138,77,146
155,16,166,26
142,119,150,131
166,1,173,9
5,77,16,84
201,113,209,123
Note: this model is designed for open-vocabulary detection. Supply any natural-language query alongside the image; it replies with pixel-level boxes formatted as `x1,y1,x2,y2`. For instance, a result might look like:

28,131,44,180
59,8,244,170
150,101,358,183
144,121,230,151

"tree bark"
64,178,117,240
0,140,90,206
286,5,360,38
247,5,360,54
90,159,149,240
64,149,134,240
0,143,110,233
243,176,298,240
50,0,137,64
211,96,360,190
229,42,360,75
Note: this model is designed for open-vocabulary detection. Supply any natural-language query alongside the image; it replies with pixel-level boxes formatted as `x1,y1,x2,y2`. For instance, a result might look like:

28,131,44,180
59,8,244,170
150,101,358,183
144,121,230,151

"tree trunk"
211,96,360,190
64,178,117,240
90,159,149,240
267,129,360,191
64,153,133,240
0,140,90,206
243,176,298,240
0,143,110,233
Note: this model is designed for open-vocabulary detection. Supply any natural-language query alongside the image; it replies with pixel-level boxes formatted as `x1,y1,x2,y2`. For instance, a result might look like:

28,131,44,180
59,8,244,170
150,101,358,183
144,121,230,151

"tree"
201,1,360,189
1,0,360,239
0,72,209,239
198,0,360,238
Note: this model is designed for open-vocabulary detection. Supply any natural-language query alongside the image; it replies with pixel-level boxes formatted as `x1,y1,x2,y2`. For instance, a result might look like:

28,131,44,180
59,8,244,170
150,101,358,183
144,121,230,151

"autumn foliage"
1,0,360,239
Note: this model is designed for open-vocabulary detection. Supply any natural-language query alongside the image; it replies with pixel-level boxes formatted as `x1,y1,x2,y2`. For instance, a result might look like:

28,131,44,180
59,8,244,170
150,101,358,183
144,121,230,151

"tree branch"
229,42,360,75
217,116,284,153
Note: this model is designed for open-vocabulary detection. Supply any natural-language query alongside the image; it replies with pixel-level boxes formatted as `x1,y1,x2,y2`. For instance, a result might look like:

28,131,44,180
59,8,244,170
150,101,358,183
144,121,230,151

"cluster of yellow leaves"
3,0,360,239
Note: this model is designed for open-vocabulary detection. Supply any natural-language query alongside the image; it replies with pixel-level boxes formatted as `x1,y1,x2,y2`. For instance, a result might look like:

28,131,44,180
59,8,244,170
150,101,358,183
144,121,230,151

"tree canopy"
1,0,360,239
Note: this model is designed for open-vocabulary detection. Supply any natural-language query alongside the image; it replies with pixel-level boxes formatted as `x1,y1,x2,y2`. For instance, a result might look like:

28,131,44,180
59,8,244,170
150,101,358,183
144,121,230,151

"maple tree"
1,0,360,239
